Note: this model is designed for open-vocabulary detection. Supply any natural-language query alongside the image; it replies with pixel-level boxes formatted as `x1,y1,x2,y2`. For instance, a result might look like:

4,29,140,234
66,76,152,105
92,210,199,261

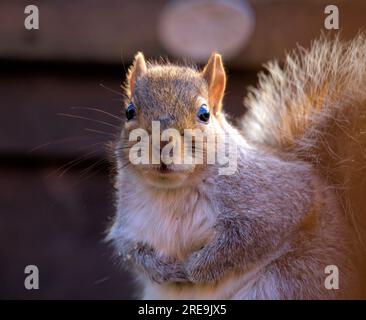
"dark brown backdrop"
1,0,365,299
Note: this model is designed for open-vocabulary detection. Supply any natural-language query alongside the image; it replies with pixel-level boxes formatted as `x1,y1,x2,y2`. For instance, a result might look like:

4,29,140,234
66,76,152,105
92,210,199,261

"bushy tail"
241,34,366,260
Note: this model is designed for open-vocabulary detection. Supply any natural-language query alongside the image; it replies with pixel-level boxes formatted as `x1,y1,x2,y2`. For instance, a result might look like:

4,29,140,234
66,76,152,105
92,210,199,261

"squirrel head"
118,52,227,188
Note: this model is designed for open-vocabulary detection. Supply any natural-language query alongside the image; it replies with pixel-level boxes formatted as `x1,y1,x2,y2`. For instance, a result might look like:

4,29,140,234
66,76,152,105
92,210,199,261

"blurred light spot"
158,0,255,62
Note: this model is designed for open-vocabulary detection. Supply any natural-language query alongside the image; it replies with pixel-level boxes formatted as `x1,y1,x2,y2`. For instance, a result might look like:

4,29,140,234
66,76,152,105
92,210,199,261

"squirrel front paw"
162,261,188,284
185,249,221,284
128,242,188,284
144,262,187,284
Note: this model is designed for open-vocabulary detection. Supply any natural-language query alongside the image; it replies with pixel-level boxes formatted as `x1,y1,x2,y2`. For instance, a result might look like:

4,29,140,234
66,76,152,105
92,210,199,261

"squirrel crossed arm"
185,160,317,284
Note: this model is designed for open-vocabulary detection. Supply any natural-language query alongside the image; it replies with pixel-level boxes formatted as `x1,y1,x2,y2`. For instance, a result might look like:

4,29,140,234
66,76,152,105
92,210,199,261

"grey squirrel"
107,35,366,299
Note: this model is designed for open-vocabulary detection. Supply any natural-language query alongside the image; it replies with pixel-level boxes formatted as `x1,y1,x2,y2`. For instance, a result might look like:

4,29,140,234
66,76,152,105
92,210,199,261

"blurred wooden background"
2,0,366,67
0,0,365,299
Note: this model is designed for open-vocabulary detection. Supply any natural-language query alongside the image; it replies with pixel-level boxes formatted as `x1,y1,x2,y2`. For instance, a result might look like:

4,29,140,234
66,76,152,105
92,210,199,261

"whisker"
29,136,93,153
72,164,107,187
58,113,120,130
76,141,108,151
51,149,101,178
79,158,108,178
70,106,123,122
119,162,132,171
99,83,124,97
85,128,117,137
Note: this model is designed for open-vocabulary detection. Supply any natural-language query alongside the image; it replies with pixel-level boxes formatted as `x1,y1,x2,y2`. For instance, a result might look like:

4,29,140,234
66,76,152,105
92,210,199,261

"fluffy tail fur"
241,34,366,288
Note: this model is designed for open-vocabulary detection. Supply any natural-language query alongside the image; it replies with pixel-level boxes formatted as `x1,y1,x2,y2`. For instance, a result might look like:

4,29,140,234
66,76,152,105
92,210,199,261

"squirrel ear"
202,52,226,114
127,52,147,96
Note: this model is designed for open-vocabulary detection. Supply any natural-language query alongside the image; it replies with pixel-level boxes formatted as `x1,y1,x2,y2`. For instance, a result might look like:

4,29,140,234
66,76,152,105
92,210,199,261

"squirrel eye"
197,104,210,123
126,102,136,121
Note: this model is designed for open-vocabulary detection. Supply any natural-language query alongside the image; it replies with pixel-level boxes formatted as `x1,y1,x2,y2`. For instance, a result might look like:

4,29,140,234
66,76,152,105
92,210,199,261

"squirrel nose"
158,116,173,129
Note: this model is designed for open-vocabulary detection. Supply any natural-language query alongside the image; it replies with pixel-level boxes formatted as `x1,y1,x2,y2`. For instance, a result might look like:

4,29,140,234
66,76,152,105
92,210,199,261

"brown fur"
243,35,366,293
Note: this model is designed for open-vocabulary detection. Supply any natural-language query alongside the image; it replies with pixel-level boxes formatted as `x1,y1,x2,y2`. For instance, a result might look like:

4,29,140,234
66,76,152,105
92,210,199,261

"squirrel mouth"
147,163,190,178
158,163,172,174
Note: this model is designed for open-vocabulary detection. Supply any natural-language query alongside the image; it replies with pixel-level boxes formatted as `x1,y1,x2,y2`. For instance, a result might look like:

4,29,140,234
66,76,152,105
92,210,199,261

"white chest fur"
113,173,217,260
